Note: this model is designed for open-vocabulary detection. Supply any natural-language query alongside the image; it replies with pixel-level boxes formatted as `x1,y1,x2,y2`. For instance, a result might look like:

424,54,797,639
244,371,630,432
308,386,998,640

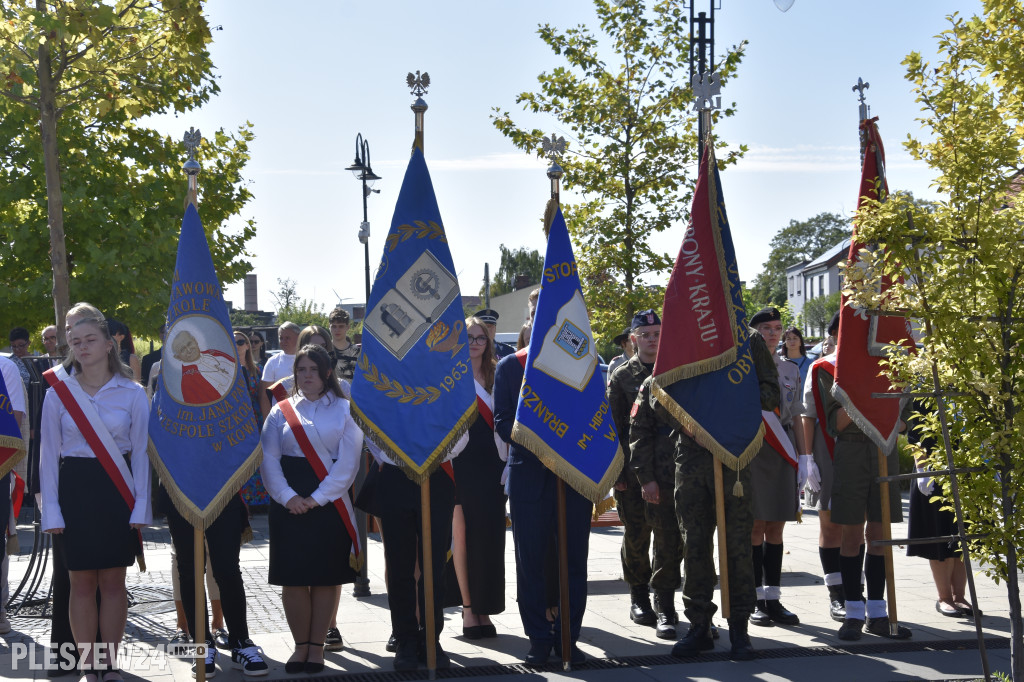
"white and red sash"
277,397,362,568
475,378,508,464
761,410,798,469
810,356,837,459
43,365,136,509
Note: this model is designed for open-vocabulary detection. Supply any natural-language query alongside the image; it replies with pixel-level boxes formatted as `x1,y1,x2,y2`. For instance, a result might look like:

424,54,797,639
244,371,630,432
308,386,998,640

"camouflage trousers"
615,480,682,592
675,448,755,623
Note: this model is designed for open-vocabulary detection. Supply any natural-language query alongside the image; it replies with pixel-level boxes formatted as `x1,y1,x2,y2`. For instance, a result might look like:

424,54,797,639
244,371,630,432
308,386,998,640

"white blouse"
260,391,361,507
39,373,153,532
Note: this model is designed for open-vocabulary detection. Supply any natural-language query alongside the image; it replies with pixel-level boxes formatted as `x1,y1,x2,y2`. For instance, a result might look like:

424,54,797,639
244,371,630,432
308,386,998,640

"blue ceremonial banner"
510,207,623,503
350,147,476,483
651,146,763,469
149,203,262,526
0,365,26,479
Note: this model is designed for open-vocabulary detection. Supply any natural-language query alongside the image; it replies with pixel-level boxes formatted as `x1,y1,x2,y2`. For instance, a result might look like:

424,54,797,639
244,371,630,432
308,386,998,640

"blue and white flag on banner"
511,207,623,503
149,202,262,527
350,147,476,483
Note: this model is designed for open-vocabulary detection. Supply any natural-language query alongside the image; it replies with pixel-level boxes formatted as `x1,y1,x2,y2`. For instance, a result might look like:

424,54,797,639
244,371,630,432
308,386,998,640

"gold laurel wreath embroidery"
385,220,446,253
359,352,440,405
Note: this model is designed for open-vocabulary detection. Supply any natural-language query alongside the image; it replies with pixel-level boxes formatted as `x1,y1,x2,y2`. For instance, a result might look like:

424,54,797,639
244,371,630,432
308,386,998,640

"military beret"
631,309,661,329
749,307,781,327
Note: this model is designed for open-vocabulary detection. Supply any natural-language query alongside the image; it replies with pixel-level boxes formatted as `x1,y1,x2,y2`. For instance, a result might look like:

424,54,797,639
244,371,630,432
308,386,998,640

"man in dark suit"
492,289,591,666
140,324,165,388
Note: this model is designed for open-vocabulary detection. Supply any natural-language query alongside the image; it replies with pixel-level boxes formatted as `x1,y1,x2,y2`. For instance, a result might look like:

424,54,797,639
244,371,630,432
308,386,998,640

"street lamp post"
346,133,381,306
345,133,380,598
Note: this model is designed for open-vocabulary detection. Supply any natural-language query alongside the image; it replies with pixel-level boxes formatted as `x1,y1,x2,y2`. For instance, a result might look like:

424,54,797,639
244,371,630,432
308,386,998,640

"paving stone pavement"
0,496,1014,681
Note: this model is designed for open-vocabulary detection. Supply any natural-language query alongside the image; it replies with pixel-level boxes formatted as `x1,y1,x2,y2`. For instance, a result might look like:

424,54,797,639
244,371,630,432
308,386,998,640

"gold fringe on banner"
510,422,623,507
0,434,26,480
650,382,763,473
542,197,558,238
593,493,616,519
350,401,478,485
147,439,263,532
349,549,365,572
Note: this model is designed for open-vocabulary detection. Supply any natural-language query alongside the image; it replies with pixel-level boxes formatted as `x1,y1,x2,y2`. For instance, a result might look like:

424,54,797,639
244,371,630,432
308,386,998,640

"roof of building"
803,238,851,273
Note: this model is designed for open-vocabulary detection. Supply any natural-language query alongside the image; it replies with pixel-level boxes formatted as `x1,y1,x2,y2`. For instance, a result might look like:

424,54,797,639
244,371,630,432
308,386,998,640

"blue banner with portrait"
350,147,476,484
510,207,622,504
149,202,262,527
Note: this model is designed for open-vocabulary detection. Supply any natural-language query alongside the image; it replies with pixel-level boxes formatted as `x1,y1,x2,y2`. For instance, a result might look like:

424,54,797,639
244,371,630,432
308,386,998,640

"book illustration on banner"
533,290,598,391
365,250,460,361
161,315,238,406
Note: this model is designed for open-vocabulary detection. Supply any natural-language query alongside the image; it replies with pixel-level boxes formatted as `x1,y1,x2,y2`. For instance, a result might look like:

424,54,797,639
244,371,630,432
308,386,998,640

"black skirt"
451,418,507,615
268,456,356,586
58,457,138,571
907,484,960,561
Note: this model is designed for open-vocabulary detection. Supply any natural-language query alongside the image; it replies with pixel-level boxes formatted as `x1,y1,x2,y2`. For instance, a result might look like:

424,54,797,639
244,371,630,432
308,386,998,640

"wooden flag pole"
713,459,730,619
420,479,437,679
194,527,206,682
876,447,898,633
556,479,572,671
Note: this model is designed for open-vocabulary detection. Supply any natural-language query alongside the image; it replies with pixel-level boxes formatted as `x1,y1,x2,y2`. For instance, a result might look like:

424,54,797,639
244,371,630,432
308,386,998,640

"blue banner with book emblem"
148,203,262,527
350,147,476,483
651,146,763,470
511,207,623,503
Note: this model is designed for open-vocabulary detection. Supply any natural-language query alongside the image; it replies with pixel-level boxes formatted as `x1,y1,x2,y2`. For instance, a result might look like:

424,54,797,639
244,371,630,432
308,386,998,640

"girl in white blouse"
260,344,361,674
40,313,151,682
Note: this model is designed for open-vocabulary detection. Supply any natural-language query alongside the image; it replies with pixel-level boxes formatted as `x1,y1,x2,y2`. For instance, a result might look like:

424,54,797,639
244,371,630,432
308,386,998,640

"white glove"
916,465,935,496
798,454,811,490
803,455,821,493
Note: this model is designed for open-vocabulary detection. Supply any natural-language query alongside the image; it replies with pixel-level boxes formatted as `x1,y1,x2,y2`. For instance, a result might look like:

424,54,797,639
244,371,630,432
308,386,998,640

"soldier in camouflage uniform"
607,310,682,639
630,332,779,661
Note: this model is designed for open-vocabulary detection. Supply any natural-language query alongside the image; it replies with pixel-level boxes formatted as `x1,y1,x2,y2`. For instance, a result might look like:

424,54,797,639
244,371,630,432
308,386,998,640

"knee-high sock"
763,542,784,590
752,542,765,599
819,546,841,579
840,544,866,604
865,553,886,601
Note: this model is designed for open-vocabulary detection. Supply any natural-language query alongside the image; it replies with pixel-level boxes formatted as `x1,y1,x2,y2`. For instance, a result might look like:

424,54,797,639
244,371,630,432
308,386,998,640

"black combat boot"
749,599,773,626
653,591,678,640
728,618,756,661
671,621,713,657
629,585,656,625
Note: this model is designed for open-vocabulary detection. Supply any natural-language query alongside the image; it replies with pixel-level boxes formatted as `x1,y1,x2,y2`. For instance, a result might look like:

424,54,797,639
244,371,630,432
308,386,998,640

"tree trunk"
36,6,70,347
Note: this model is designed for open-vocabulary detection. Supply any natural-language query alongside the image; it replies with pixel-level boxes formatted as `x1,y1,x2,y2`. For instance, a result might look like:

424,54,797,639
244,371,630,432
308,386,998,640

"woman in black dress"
451,316,507,638
906,403,976,617
260,345,362,673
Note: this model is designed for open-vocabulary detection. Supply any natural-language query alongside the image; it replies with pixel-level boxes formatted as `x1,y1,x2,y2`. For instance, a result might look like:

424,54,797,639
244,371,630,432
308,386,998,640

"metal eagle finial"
407,71,430,97
542,133,567,163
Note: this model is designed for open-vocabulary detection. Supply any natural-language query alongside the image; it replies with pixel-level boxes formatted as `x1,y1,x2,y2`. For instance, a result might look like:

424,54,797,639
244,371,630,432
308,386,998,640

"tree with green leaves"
491,0,746,344
0,0,254,340
481,244,544,299
801,291,840,339
849,3,1024,677
748,212,850,310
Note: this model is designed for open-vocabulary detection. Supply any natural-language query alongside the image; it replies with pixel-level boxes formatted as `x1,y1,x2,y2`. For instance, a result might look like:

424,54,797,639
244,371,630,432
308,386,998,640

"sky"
147,0,975,314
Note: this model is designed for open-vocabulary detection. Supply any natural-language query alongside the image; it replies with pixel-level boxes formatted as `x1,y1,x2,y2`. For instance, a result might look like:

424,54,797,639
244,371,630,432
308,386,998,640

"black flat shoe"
285,642,309,674
463,625,483,639
936,600,961,617
479,623,497,638
865,616,912,639
304,642,325,674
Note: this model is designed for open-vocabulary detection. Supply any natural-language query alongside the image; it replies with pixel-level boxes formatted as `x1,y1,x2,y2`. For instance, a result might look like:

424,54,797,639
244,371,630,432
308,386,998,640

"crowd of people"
0,296,976,678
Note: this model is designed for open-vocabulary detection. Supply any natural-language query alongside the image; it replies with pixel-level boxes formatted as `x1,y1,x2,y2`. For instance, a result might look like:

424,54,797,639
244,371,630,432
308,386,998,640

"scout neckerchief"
277,395,363,570
810,355,837,459
43,365,146,569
